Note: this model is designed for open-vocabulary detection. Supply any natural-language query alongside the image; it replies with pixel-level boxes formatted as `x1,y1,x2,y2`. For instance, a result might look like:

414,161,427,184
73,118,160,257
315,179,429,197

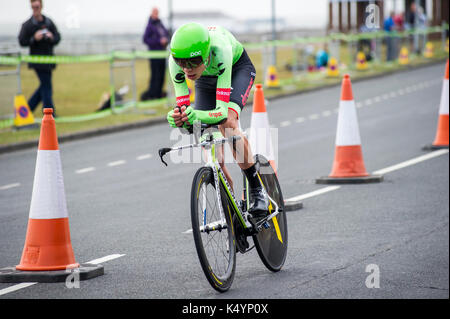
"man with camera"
18,0,61,115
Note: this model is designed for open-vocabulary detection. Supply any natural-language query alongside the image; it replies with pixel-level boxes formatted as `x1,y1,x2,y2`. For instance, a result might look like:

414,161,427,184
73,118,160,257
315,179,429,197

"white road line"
0,283,37,297
137,154,152,160
374,96,381,103
285,186,341,203
389,91,397,98
382,93,390,100
285,150,449,204
373,149,449,175
0,183,21,191
365,98,373,106
86,254,126,265
75,167,95,174
295,117,305,123
280,121,291,127
107,160,126,167
322,110,332,117
356,102,363,108
309,114,319,120
0,254,126,297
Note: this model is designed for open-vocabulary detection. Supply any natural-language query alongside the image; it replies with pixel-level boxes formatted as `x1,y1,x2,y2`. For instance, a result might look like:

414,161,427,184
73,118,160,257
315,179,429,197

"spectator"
384,11,396,61
394,12,405,31
315,49,328,69
405,2,417,30
141,7,169,101
416,6,427,29
18,0,60,116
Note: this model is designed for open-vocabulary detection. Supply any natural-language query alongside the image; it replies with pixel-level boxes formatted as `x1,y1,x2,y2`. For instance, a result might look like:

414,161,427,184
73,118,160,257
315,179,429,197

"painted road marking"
373,149,449,175
0,183,20,191
295,117,305,123
75,167,96,174
86,254,126,265
284,150,449,205
0,283,37,297
309,114,319,120
280,121,291,127
285,186,341,203
137,154,152,160
0,254,126,296
107,160,126,167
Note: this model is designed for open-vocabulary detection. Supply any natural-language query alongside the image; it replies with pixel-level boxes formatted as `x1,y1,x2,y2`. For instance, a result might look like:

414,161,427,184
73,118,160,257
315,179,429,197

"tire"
190,166,236,292
252,155,288,272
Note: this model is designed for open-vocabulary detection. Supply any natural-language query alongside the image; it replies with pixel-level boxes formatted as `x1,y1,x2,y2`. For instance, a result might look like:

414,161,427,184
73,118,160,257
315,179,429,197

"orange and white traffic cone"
249,84,277,173
423,60,449,150
248,84,303,211
316,75,383,184
0,108,103,283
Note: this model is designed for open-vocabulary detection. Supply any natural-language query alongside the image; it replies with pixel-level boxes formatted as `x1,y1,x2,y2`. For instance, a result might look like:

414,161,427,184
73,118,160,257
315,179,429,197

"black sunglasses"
173,56,203,69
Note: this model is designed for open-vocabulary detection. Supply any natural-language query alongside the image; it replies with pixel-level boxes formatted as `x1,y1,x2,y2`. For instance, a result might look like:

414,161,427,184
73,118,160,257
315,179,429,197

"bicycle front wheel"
191,166,236,292
253,154,288,272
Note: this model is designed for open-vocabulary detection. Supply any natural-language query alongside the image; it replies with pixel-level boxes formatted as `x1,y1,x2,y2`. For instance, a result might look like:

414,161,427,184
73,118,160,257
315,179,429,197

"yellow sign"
399,47,409,65
356,52,368,71
424,42,434,58
327,57,339,77
13,95,37,128
265,65,280,88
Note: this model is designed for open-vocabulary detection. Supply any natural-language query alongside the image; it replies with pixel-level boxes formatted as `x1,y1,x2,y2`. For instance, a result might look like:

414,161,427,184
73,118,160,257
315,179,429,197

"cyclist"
166,23,268,216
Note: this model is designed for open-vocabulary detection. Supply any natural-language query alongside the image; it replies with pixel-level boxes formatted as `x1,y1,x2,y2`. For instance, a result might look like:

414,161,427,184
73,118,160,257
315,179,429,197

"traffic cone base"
316,74,382,184
0,264,104,283
432,114,449,147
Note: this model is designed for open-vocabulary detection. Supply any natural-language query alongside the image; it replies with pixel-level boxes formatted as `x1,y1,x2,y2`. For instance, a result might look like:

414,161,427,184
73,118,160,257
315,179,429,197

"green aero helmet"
170,23,211,63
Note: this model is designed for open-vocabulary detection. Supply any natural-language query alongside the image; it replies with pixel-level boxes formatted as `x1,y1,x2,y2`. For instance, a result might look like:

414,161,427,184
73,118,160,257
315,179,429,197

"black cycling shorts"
194,49,256,118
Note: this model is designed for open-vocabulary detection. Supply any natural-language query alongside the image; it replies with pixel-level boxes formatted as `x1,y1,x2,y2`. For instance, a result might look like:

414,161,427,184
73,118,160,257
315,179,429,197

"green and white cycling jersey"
169,26,245,124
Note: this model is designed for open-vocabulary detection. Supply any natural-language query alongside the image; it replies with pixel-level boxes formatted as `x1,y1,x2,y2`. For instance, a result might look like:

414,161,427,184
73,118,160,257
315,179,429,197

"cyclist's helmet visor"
173,56,204,69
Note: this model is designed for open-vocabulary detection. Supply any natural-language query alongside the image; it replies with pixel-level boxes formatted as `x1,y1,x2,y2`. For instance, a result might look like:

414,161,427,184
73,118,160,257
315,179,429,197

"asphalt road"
0,63,448,299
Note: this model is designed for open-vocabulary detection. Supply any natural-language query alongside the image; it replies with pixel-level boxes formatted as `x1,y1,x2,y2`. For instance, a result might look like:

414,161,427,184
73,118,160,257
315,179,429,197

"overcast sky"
0,0,329,35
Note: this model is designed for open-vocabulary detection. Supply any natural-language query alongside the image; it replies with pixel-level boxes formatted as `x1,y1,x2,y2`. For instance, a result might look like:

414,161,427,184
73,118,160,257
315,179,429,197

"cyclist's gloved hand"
167,107,183,128
167,109,177,128
181,105,197,125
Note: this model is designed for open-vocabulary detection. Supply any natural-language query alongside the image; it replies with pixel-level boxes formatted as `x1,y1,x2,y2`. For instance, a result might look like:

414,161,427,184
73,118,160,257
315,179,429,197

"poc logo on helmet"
190,51,201,57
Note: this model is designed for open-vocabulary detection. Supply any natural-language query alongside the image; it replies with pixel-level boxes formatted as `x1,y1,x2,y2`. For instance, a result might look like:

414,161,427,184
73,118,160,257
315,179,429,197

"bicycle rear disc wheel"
191,166,236,292
253,154,288,272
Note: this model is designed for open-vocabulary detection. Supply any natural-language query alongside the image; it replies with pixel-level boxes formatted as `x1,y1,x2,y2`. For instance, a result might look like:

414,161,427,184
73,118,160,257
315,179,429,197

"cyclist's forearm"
195,106,228,124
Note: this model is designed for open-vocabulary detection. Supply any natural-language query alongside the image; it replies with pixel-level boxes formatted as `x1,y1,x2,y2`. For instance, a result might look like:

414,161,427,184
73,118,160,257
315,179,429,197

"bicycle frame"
202,141,253,232
158,127,282,234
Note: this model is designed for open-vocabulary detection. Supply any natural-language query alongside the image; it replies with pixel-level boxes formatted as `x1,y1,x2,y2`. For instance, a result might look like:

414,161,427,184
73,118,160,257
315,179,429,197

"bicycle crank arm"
199,220,228,234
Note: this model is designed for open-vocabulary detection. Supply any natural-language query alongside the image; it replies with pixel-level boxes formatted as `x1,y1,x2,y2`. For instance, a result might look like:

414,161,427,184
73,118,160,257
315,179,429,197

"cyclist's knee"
220,112,239,131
